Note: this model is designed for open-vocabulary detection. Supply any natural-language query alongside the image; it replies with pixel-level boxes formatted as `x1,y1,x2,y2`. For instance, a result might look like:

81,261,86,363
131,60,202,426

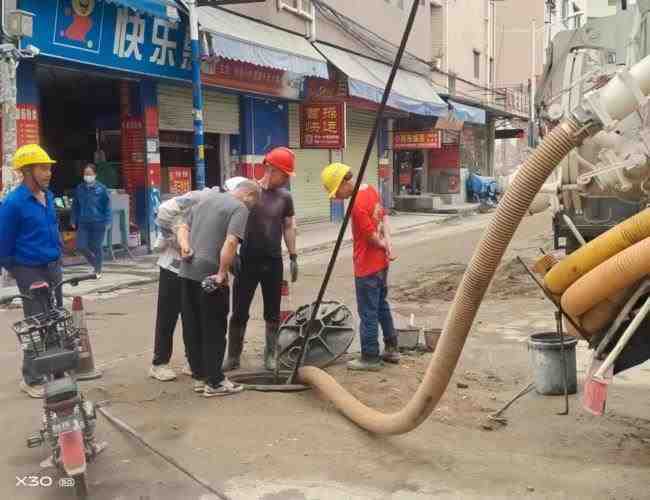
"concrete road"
1,212,649,500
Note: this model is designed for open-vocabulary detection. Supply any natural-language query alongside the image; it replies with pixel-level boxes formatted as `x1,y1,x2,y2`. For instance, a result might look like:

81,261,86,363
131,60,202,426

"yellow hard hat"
321,162,351,199
12,144,56,170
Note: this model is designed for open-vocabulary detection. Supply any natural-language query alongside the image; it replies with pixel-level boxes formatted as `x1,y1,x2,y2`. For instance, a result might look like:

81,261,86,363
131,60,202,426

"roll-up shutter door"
344,109,378,189
288,103,331,224
158,84,239,134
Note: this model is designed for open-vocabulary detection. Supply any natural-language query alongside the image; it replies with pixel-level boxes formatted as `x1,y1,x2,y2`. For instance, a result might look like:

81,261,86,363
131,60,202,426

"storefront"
311,43,447,219
17,0,190,251
15,0,331,250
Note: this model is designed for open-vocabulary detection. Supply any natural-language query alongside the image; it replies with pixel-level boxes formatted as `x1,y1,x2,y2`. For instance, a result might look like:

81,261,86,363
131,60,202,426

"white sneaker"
20,380,44,399
149,364,177,381
181,362,192,376
95,273,103,280
193,380,206,393
203,378,244,397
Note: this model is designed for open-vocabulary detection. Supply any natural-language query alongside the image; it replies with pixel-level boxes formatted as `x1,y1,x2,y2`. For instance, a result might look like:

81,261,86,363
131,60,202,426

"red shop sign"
300,102,347,149
168,167,192,195
393,130,441,150
202,60,298,99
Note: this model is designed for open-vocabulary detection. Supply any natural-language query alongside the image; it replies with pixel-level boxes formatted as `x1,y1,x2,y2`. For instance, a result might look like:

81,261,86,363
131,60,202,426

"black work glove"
290,254,298,283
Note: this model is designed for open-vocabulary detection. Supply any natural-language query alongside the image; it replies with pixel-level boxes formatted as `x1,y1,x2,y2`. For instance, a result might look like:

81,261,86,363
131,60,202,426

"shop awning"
313,43,447,117
449,100,486,125
105,0,179,19
198,7,329,78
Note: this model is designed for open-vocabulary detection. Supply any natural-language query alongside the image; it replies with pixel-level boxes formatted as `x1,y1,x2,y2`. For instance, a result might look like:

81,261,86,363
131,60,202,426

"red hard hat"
264,147,295,177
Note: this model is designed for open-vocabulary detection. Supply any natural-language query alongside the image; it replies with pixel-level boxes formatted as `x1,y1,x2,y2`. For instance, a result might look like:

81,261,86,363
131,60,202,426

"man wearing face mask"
71,163,111,279
0,145,63,398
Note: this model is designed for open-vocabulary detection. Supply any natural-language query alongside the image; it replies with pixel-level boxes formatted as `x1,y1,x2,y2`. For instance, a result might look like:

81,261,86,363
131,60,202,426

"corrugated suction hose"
544,207,650,295
562,237,650,318
297,119,585,435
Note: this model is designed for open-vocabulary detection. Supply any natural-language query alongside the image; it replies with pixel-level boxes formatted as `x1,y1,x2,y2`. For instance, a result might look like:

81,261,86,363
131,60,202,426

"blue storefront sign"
19,0,191,81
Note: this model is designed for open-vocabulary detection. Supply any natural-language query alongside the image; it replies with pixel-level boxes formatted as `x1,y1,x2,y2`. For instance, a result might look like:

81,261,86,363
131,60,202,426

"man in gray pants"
0,144,62,398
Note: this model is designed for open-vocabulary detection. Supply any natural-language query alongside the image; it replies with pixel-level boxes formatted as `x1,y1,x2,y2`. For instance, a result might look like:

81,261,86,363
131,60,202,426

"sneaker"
347,358,384,372
149,364,177,382
95,273,102,280
181,362,193,376
192,380,206,393
203,378,244,397
382,346,401,364
20,380,44,399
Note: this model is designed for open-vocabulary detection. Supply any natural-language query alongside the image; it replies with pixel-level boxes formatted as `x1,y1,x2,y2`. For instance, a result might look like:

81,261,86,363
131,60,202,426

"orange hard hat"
264,147,295,177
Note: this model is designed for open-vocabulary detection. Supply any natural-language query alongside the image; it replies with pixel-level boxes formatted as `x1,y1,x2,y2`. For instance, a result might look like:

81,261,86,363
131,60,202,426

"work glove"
290,254,298,283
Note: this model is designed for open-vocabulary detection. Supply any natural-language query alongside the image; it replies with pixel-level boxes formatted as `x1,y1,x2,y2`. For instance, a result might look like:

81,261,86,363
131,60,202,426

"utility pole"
185,0,207,189
184,0,266,189
0,43,18,199
530,17,537,147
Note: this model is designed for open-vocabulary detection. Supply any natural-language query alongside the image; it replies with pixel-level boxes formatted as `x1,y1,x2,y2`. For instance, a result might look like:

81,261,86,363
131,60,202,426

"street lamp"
179,0,266,189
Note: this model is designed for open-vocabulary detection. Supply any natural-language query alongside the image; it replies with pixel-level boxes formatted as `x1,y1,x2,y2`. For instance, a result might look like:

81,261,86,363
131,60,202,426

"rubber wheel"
73,473,88,500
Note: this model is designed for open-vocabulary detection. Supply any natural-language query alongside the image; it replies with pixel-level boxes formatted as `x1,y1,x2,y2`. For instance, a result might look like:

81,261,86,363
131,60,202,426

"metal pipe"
187,0,206,189
562,213,587,246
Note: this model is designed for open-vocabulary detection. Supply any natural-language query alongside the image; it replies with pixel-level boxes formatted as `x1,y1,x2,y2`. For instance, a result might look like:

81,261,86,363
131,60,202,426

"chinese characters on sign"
16,105,40,147
300,102,346,149
393,130,441,150
202,59,298,99
168,167,192,194
24,0,190,81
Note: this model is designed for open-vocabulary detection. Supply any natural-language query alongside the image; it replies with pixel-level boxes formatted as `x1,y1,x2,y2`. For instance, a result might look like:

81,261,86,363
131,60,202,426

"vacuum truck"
537,0,650,253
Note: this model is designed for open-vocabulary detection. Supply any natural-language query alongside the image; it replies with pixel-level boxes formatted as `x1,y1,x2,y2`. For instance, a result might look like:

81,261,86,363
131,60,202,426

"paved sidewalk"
0,210,477,300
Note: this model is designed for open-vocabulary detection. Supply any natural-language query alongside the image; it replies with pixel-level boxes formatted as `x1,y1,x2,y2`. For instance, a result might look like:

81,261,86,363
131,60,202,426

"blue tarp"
449,100,486,125
105,0,178,19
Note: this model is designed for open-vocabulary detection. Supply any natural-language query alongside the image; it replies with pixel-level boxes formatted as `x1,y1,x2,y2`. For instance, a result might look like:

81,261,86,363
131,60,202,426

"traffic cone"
72,296,102,380
279,279,293,324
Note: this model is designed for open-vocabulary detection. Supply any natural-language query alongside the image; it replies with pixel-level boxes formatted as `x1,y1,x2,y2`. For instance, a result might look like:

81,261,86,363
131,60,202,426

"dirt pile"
392,257,542,303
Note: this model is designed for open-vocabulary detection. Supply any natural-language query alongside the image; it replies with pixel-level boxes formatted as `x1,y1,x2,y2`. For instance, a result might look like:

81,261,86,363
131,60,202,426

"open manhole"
229,370,311,392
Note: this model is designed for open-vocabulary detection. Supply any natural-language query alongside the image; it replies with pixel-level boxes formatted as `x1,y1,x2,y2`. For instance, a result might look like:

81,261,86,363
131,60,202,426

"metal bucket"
397,328,420,350
528,332,578,396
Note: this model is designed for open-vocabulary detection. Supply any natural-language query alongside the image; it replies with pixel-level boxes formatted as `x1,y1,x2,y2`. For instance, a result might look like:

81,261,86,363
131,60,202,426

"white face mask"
84,175,96,184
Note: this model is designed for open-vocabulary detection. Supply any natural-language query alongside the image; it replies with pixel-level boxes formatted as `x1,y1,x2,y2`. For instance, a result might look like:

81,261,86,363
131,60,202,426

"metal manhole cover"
276,301,355,370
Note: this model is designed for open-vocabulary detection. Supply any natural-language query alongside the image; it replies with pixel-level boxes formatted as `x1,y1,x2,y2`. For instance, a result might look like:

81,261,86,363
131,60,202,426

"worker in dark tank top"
223,147,299,372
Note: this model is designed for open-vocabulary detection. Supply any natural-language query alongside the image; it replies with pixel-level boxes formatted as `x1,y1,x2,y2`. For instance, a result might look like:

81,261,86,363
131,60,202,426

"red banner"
300,102,346,149
168,167,192,195
202,60,298,99
394,130,441,150
16,104,40,146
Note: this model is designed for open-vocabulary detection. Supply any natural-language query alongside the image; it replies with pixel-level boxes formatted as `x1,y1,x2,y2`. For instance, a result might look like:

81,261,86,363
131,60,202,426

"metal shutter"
344,109,378,189
158,84,239,134
288,103,331,223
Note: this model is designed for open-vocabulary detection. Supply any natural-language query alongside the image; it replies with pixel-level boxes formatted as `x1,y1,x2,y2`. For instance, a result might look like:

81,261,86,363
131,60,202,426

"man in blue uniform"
0,144,62,398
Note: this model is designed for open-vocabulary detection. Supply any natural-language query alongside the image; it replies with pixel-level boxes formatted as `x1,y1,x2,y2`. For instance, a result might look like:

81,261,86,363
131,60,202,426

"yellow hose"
297,119,586,435
544,208,650,295
562,236,650,318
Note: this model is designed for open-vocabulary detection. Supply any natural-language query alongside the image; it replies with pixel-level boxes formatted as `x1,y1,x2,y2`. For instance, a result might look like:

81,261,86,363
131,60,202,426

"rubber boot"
223,321,246,371
264,321,280,371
